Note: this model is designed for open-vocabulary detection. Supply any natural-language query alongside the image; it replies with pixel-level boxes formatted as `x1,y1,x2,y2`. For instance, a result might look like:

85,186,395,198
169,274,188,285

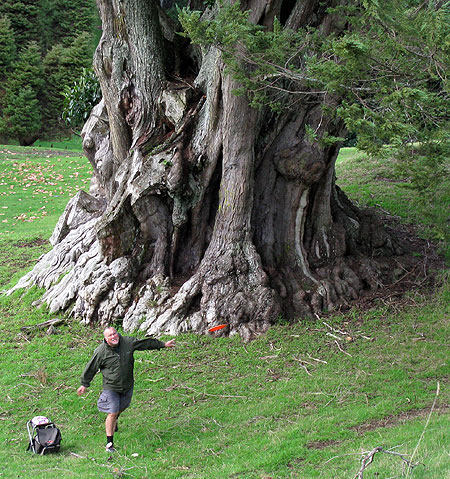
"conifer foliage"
0,0,98,144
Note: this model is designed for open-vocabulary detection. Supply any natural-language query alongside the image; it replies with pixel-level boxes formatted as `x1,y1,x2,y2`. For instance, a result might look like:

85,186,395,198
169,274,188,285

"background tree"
0,15,15,143
0,42,44,145
62,67,102,134
0,16,16,77
40,0,100,52
180,0,449,192
10,0,448,340
0,87,42,146
43,32,94,133
0,0,41,48
0,0,98,143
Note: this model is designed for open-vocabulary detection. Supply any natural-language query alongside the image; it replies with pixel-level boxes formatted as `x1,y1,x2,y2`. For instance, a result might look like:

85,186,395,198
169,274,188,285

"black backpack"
26,416,62,455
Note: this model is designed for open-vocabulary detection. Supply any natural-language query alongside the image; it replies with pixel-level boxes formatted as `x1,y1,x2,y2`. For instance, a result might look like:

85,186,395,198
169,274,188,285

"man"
77,326,175,452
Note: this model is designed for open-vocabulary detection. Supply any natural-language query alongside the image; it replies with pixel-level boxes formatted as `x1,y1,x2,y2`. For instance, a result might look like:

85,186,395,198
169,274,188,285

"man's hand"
77,385,87,396
164,339,176,348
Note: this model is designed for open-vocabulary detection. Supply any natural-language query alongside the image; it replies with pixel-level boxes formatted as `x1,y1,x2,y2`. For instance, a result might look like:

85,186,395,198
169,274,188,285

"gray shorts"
97,388,133,413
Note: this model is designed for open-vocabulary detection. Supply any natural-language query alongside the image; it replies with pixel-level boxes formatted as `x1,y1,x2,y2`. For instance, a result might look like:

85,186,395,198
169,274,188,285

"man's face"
104,328,120,347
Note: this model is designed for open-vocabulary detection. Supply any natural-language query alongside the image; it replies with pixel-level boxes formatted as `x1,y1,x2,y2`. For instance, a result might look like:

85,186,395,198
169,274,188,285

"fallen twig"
355,446,382,477
69,452,86,459
292,357,315,367
406,381,440,478
306,353,327,364
334,340,352,357
322,320,349,336
21,318,65,332
354,446,423,478
326,332,341,340
144,377,166,382
292,357,312,376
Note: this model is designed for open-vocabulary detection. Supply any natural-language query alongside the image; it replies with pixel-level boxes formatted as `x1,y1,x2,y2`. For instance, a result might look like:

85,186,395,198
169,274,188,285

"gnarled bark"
9,0,407,340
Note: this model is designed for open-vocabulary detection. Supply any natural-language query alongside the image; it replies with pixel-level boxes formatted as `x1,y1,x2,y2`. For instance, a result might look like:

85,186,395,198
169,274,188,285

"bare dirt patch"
306,438,343,450
0,147,82,158
305,406,449,450
13,238,48,248
351,405,449,436
28,148,82,158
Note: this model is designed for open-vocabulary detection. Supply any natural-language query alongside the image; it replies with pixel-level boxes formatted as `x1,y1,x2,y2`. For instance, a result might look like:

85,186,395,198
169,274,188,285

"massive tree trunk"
10,0,405,340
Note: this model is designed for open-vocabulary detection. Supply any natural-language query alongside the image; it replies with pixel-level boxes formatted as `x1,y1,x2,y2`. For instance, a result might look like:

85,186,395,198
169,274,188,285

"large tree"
10,0,447,340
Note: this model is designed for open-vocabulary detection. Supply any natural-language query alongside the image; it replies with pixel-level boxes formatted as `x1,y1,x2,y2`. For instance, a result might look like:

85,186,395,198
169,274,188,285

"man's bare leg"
105,412,119,436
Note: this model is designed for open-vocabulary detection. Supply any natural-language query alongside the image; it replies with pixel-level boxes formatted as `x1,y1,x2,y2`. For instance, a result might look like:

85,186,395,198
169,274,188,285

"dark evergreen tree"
0,0,41,49
0,42,44,145
7,41,44,94
40,0,98,52
0,0,98,142
43,32,93,132
0,16,16,77
0,87,42,145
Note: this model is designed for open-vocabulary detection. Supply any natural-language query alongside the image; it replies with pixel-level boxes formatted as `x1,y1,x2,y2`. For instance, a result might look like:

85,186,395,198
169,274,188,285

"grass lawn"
336,148,450,259
0,145,448,478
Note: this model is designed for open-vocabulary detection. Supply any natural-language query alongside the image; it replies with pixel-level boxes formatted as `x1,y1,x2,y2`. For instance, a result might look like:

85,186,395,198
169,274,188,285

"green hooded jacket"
80,334,165,393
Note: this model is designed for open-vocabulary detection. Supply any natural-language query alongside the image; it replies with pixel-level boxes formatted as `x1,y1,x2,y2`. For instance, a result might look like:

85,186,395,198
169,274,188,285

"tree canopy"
180,0,450,191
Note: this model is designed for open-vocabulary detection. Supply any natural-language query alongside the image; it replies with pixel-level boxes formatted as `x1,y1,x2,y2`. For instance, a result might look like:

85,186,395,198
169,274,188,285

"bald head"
104,327,120,347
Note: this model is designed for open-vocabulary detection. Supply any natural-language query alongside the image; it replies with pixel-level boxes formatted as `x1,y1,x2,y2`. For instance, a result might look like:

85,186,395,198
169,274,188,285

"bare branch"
406,382,440,478
334,340,352,357
292,356,313,375
354,446,423,478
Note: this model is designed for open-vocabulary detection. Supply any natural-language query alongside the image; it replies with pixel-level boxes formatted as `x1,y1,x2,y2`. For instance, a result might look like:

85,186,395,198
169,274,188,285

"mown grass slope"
0,144,448,479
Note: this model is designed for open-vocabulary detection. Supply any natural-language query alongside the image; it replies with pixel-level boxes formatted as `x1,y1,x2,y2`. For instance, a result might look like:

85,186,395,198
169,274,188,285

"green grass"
4,135,83,151
0,144,91,241
0,144,91,289
336,148,450,259
0,145,448,478
34,136,83,151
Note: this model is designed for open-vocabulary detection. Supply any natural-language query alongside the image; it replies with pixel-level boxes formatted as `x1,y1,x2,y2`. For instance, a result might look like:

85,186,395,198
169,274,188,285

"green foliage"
179,1,450,194
62,68,102,133
44,33,94,132
0,42,44,145
0,88,42,146
7,41,44,93
39,0,98,51
0,0,41,48
0,0,97,52
0,16,15,75
179,3,312,111
321,2,450,192
0,0,98,143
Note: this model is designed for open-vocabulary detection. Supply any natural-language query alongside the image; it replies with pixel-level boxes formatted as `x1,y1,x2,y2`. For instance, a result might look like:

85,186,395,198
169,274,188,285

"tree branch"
354,446,423,478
